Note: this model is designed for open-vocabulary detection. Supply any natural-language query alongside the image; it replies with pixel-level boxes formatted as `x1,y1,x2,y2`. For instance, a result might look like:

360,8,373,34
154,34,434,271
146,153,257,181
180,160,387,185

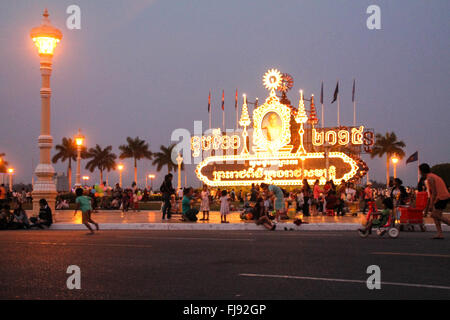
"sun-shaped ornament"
277,73,294,93
263,69,282,93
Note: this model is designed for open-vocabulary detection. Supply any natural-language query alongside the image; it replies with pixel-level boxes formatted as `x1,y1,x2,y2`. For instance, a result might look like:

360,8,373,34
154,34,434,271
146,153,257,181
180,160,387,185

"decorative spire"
308,94,318,126
239,94,251,127
295,90,308,124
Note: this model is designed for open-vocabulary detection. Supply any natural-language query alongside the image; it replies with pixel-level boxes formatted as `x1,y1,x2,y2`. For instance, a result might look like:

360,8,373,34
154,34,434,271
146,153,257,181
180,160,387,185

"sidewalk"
45,210,450,231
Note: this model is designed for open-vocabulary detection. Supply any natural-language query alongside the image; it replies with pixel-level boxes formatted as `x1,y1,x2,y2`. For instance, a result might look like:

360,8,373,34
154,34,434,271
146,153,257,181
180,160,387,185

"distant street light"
74,129,85,187
7,168,14,192
82,175,90,186
117,164,124,187
30,9,62,213
176,153,183,190
391,154,399,179
147,174,155,190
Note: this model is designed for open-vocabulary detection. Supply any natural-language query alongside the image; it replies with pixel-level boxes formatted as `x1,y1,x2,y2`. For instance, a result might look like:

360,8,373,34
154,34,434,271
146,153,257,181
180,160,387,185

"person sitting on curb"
182,187,198,222
253,192,276,231
30,199,53,229
12,202,30,229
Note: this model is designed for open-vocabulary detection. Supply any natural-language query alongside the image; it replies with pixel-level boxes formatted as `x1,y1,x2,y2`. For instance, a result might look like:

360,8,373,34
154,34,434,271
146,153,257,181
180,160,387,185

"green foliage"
370,132,406,159
152,143,184,173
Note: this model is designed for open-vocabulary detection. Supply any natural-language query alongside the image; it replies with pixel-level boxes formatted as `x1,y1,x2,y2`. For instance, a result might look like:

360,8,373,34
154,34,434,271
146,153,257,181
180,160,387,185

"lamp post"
391,154,399,179
82,176,89,187
147,174,155,190
30,9,62,214
74,129,85,187
7,168,14,192
176,153,183,191
117,164,124,188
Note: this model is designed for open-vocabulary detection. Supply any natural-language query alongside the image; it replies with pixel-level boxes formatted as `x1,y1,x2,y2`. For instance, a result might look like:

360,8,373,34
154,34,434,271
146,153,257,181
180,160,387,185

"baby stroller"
358,200,399,238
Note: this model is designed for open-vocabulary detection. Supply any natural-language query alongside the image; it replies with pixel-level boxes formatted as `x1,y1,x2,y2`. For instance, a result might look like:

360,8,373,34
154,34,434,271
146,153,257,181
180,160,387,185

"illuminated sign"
192,68,369,186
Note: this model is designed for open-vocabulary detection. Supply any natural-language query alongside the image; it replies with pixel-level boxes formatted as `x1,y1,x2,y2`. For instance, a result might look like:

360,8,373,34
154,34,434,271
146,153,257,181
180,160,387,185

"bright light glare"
32,37,59,55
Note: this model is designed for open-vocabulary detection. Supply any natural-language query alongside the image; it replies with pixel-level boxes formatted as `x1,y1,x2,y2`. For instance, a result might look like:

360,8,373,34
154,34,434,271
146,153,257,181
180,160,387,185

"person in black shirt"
160,174,175,220
30,199,53,229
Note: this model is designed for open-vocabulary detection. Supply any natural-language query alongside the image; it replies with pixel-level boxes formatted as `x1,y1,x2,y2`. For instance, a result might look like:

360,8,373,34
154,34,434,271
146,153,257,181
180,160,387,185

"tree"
0,153,8,173
119,137,153,184
370,132,405,186
85,144,117,184
152,144,184,174
52,137,87,188
431,163,450,188
0,153,9,185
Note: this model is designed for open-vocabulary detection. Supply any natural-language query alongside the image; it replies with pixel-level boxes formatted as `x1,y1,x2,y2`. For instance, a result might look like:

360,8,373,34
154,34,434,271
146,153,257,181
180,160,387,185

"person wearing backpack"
160,174,175,220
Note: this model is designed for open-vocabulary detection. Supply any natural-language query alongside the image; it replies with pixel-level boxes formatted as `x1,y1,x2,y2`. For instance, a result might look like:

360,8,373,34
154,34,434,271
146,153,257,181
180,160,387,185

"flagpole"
417,152,420,182
209,90,211,131
352,79,356,126
321,103,324,128
320,81,324,128
337,90,340,127
235,89,239,130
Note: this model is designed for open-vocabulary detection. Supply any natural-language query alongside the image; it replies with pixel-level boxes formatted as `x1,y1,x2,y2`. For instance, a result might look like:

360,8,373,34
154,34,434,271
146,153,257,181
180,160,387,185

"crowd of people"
1,162,449,237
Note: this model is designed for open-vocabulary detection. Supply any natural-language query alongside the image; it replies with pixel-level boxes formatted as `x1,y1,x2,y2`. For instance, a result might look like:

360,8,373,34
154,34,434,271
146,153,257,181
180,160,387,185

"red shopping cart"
398,191,428,232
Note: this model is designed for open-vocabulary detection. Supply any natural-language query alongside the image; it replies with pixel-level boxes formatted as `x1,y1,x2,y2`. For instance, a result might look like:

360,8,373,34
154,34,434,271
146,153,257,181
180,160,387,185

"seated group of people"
0,199,53,230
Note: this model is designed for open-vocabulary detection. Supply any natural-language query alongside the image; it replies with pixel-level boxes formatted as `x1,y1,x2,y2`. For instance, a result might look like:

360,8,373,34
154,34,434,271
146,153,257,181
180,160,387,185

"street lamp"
117,164,124,188
147,174,155,190
391,154,399,179
176,153,183,191
30,9,62,214
74,129,85,187
82,175,89,186
7,168,14,192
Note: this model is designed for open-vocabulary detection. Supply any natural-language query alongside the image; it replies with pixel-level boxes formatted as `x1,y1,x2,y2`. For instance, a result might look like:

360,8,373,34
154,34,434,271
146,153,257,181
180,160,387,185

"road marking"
239,273,450,290
14,241,153,248
115,236,254,241
372,252,450,258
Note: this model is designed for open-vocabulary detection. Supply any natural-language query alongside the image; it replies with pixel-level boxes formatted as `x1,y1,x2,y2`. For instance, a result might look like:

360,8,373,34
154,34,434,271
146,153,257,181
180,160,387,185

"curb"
49,223,449,232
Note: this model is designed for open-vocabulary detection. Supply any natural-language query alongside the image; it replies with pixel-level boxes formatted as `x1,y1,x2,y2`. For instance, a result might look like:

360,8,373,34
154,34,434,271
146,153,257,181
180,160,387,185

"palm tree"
118,137,153,183
370,132,405,186
52,137,87,188
0,153,9,185
85,144,117,184
152,144,184,174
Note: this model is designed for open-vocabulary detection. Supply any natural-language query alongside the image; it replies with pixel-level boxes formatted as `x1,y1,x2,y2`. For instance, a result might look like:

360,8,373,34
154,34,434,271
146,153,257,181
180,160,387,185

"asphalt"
0,230,449,300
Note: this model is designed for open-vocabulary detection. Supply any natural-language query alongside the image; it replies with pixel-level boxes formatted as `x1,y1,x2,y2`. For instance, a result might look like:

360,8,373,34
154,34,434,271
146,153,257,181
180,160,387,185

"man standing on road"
362,181,373,214
420,163,450,239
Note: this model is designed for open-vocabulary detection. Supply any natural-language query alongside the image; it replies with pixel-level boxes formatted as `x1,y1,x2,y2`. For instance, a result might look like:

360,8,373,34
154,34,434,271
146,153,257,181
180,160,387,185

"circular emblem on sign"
263,69,282,92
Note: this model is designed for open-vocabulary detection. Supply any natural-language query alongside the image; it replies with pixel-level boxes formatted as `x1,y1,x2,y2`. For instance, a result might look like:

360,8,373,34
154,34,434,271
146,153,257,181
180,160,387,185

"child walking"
220,189,231,223
200,185,210,221
74,188,99,235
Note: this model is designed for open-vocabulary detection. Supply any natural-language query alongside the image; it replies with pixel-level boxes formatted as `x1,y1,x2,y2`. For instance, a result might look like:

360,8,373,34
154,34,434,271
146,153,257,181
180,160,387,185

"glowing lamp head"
30,9,62,56
391,155,399,164
8,168,14,174
74,129,85,147
117,164,124,171
82,176,89,181
148,174,155,179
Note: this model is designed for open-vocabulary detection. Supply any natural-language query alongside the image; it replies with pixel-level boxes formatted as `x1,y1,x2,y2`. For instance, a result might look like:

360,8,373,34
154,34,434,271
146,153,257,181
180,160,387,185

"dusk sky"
0,0,449,188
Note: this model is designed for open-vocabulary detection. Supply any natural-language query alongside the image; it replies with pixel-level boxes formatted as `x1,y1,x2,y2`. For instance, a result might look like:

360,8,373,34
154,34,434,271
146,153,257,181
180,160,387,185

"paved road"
0,230,449,299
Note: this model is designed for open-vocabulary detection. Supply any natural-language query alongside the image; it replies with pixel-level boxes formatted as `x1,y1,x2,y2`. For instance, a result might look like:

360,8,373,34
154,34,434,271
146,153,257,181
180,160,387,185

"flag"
235,89,238,110
352,79,356,102
221,90,224,111
208,91,211,112
331,81,339,104
406,151,418,164
320,82,323,104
